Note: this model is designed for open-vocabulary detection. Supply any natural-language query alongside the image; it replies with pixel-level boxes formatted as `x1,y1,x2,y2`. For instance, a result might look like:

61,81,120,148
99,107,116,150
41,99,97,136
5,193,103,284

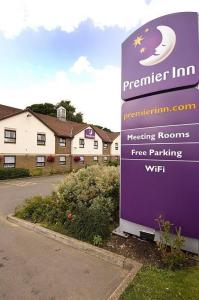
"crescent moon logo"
133,26,176,66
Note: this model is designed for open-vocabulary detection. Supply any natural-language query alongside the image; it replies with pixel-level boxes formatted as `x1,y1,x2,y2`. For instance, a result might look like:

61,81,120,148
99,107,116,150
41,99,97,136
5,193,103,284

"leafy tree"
93,124,112,132
27,100,83,123
27,103,56,116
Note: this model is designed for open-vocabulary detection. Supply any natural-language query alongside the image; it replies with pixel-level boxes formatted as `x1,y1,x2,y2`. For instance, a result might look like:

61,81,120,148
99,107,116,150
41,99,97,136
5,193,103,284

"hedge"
0,168,30,180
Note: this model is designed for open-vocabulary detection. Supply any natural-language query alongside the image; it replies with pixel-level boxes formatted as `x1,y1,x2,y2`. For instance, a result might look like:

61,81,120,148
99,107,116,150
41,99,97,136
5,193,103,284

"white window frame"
94,140,98,149
103,156,108,162
37,133,46,146
79,156,84,163
59,156,66,165
103,143,108,149
4,129,16,144
4,156,16,168
93,156,98,162
79,138,85,148
36,156,45,167
59,137,66,147
115,142,118,150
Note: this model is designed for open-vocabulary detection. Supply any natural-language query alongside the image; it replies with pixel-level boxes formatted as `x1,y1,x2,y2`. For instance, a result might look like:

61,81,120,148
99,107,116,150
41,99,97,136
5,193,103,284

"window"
79,138,85,148
93,156,98,162
115,143,118,150
59,156,66,165
103,143,108,149
37,133,46,145
94,140,98,149
4,129,16,143
36,156,45,167
80,156,84,164
4,156,15,168
59,137,66,147
103,156,108,162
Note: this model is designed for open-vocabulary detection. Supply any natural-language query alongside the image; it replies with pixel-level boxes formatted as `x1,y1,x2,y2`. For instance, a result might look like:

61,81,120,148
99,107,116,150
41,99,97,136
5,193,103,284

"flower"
67,213,73,220
47,155,55,162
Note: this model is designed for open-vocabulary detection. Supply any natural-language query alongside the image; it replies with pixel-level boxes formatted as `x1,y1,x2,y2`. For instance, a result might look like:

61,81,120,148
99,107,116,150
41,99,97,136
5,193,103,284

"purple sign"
85,128,95,139
121,12,199,100
121,87,199,238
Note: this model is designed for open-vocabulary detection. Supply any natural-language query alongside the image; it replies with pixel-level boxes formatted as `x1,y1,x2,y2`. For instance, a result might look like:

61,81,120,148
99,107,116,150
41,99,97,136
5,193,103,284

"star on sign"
140,47,146,54
133,35,144,47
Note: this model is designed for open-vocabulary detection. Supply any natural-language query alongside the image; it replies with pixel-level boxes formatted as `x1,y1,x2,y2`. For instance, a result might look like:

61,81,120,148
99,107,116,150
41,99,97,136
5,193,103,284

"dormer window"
59,137,66,147
103,143,108,149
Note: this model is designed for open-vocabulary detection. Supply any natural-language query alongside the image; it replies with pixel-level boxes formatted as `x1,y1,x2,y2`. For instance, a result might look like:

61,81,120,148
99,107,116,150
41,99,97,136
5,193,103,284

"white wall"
71,126,103,155
111,135,120,156
0,112,55,154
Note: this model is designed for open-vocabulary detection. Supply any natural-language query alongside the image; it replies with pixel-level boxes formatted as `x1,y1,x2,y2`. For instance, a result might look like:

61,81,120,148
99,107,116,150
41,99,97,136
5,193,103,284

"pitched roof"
0,104,22,120
91,127,119,143
34,112,87,137
106,131,120,142
0,104,120,140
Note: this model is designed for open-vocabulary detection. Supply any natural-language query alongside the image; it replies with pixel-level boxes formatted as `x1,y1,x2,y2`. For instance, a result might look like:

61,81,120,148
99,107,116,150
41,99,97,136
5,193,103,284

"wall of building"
103,143,111,155
55,136,71,154
111,135,120,156
0,112,55,155
0,154,71,173
71,126,103,155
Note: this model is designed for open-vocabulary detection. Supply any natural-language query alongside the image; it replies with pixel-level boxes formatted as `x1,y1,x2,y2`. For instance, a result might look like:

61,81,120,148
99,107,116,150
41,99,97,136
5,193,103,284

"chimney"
57,106,66,121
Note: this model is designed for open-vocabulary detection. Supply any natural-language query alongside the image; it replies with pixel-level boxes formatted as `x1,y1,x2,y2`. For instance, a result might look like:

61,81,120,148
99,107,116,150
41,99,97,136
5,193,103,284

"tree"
27,100,83,123
93,124,112,132
27,103,56,116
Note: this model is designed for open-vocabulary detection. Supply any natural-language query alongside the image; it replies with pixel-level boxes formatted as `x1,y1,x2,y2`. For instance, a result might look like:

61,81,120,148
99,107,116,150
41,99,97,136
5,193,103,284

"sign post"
118,12,199,254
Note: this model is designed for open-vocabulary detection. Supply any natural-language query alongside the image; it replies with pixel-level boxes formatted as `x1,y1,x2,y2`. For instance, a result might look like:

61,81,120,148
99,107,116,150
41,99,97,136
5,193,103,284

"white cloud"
0,0,198,38
70,56,93,74
0,57,121,131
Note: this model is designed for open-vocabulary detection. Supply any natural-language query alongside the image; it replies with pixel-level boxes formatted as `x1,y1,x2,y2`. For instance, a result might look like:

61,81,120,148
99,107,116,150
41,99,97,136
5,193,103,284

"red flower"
73,156,80,162
67,213,73,220
47,155,55,162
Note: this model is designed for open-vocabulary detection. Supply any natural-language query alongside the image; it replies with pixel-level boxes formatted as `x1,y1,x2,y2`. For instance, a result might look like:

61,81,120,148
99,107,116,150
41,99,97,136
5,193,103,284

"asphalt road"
0,175,127,300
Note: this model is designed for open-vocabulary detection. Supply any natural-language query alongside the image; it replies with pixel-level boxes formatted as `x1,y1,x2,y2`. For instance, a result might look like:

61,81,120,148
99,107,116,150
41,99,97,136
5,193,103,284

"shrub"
0,168,30,180
57,165,119,220
15,165,119,243
65,205,110,242
15,195,56,223
30,168,43,177
107,160,119,167
155,215,186,269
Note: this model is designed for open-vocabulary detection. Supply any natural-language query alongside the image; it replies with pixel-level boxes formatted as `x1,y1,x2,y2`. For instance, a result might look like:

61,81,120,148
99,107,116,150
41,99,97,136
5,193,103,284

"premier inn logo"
133,25,176,66
121,12,199,100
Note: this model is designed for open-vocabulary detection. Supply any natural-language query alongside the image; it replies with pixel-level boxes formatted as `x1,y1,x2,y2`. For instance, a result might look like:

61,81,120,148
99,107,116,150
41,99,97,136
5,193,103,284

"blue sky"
0,0,197,130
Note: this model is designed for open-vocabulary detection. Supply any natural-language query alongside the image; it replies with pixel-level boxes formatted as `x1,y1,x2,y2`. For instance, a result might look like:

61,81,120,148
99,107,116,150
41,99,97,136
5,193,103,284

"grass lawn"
119,265,199,300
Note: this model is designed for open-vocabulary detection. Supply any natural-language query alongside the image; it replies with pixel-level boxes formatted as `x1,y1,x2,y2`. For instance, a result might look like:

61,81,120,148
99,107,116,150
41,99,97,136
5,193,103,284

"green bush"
155,215,186,270
0,168,30,180
65,204,110,242
30,168,43,177
15,165,119,243
107,159,119,167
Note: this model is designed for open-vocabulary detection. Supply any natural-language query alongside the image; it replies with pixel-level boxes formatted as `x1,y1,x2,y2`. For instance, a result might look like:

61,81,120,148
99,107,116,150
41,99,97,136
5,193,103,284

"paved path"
0,176,128,300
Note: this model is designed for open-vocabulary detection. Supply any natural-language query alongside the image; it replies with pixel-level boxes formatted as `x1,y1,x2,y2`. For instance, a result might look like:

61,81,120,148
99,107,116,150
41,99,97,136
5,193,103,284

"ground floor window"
80,156,84,164
36,156,45,167
59,156,66,165
103,156,108,162
4,156,16,168
93,156,98,162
